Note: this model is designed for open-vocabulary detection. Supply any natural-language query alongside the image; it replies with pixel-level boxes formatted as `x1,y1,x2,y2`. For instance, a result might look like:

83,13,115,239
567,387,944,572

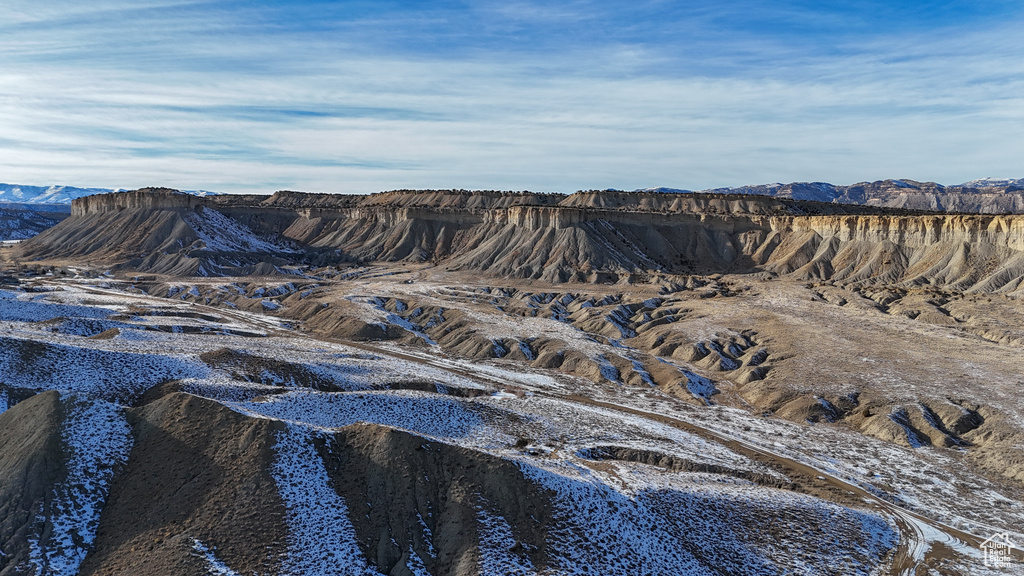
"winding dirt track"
69,281,1012,574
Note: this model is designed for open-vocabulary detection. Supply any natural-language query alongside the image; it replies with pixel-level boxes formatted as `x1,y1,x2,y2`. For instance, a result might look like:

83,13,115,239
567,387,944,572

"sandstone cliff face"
31,189,1024,292
755,215,1024,292
360,189,562,209
559,191,796,214
71,189,203,217
778,214,1024,248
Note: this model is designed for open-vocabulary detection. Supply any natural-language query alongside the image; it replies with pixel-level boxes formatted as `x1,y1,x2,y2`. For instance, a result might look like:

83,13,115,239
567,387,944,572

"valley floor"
1,268,1023,575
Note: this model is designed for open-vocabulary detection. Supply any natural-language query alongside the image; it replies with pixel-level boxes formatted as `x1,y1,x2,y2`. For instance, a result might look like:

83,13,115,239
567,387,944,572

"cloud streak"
0,1,1022,193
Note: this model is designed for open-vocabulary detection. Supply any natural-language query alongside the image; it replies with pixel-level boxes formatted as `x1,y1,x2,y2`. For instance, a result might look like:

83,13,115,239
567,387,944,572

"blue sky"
1,1,1022,193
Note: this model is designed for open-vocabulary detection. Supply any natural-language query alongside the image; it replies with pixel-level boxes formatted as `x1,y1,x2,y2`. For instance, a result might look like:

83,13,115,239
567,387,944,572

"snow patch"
0,336,208,401
517,340,535,361
517,458,895,576
404,547,431,576
492,340,507,357
476,504,537,575
605,305,638,339
889,408,924,448
0,290,116,323
29,399,133,576
271,424,380,576
595,355,620,383
630,359,656,387
183,208,294,253
191,539,242,576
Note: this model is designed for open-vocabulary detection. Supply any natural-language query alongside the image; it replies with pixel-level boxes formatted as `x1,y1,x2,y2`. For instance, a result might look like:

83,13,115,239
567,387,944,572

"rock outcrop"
70,188,204,217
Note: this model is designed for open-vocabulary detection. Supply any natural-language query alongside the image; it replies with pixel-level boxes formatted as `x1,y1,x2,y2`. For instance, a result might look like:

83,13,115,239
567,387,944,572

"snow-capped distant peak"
0,184,123,205
633,187,694,194
959,177,1024,188
0,183,222,205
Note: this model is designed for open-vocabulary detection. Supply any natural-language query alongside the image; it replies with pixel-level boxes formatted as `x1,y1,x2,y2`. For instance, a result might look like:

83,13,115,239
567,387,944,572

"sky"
0,1,1022,194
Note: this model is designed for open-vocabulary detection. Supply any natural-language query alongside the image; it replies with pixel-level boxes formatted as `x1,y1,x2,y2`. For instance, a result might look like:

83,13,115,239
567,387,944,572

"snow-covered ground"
0,281,1018,575
182,208,295,254
271,424,379,576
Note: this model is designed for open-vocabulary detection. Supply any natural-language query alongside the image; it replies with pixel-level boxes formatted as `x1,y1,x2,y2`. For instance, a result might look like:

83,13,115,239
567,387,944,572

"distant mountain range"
638,177,1024,195
959,177,1024,188
635,178,1024,213
0,183,220,207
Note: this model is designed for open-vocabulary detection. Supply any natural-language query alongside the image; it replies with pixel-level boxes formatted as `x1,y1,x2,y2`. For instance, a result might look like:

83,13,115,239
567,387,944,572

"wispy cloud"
0,1,1022,193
